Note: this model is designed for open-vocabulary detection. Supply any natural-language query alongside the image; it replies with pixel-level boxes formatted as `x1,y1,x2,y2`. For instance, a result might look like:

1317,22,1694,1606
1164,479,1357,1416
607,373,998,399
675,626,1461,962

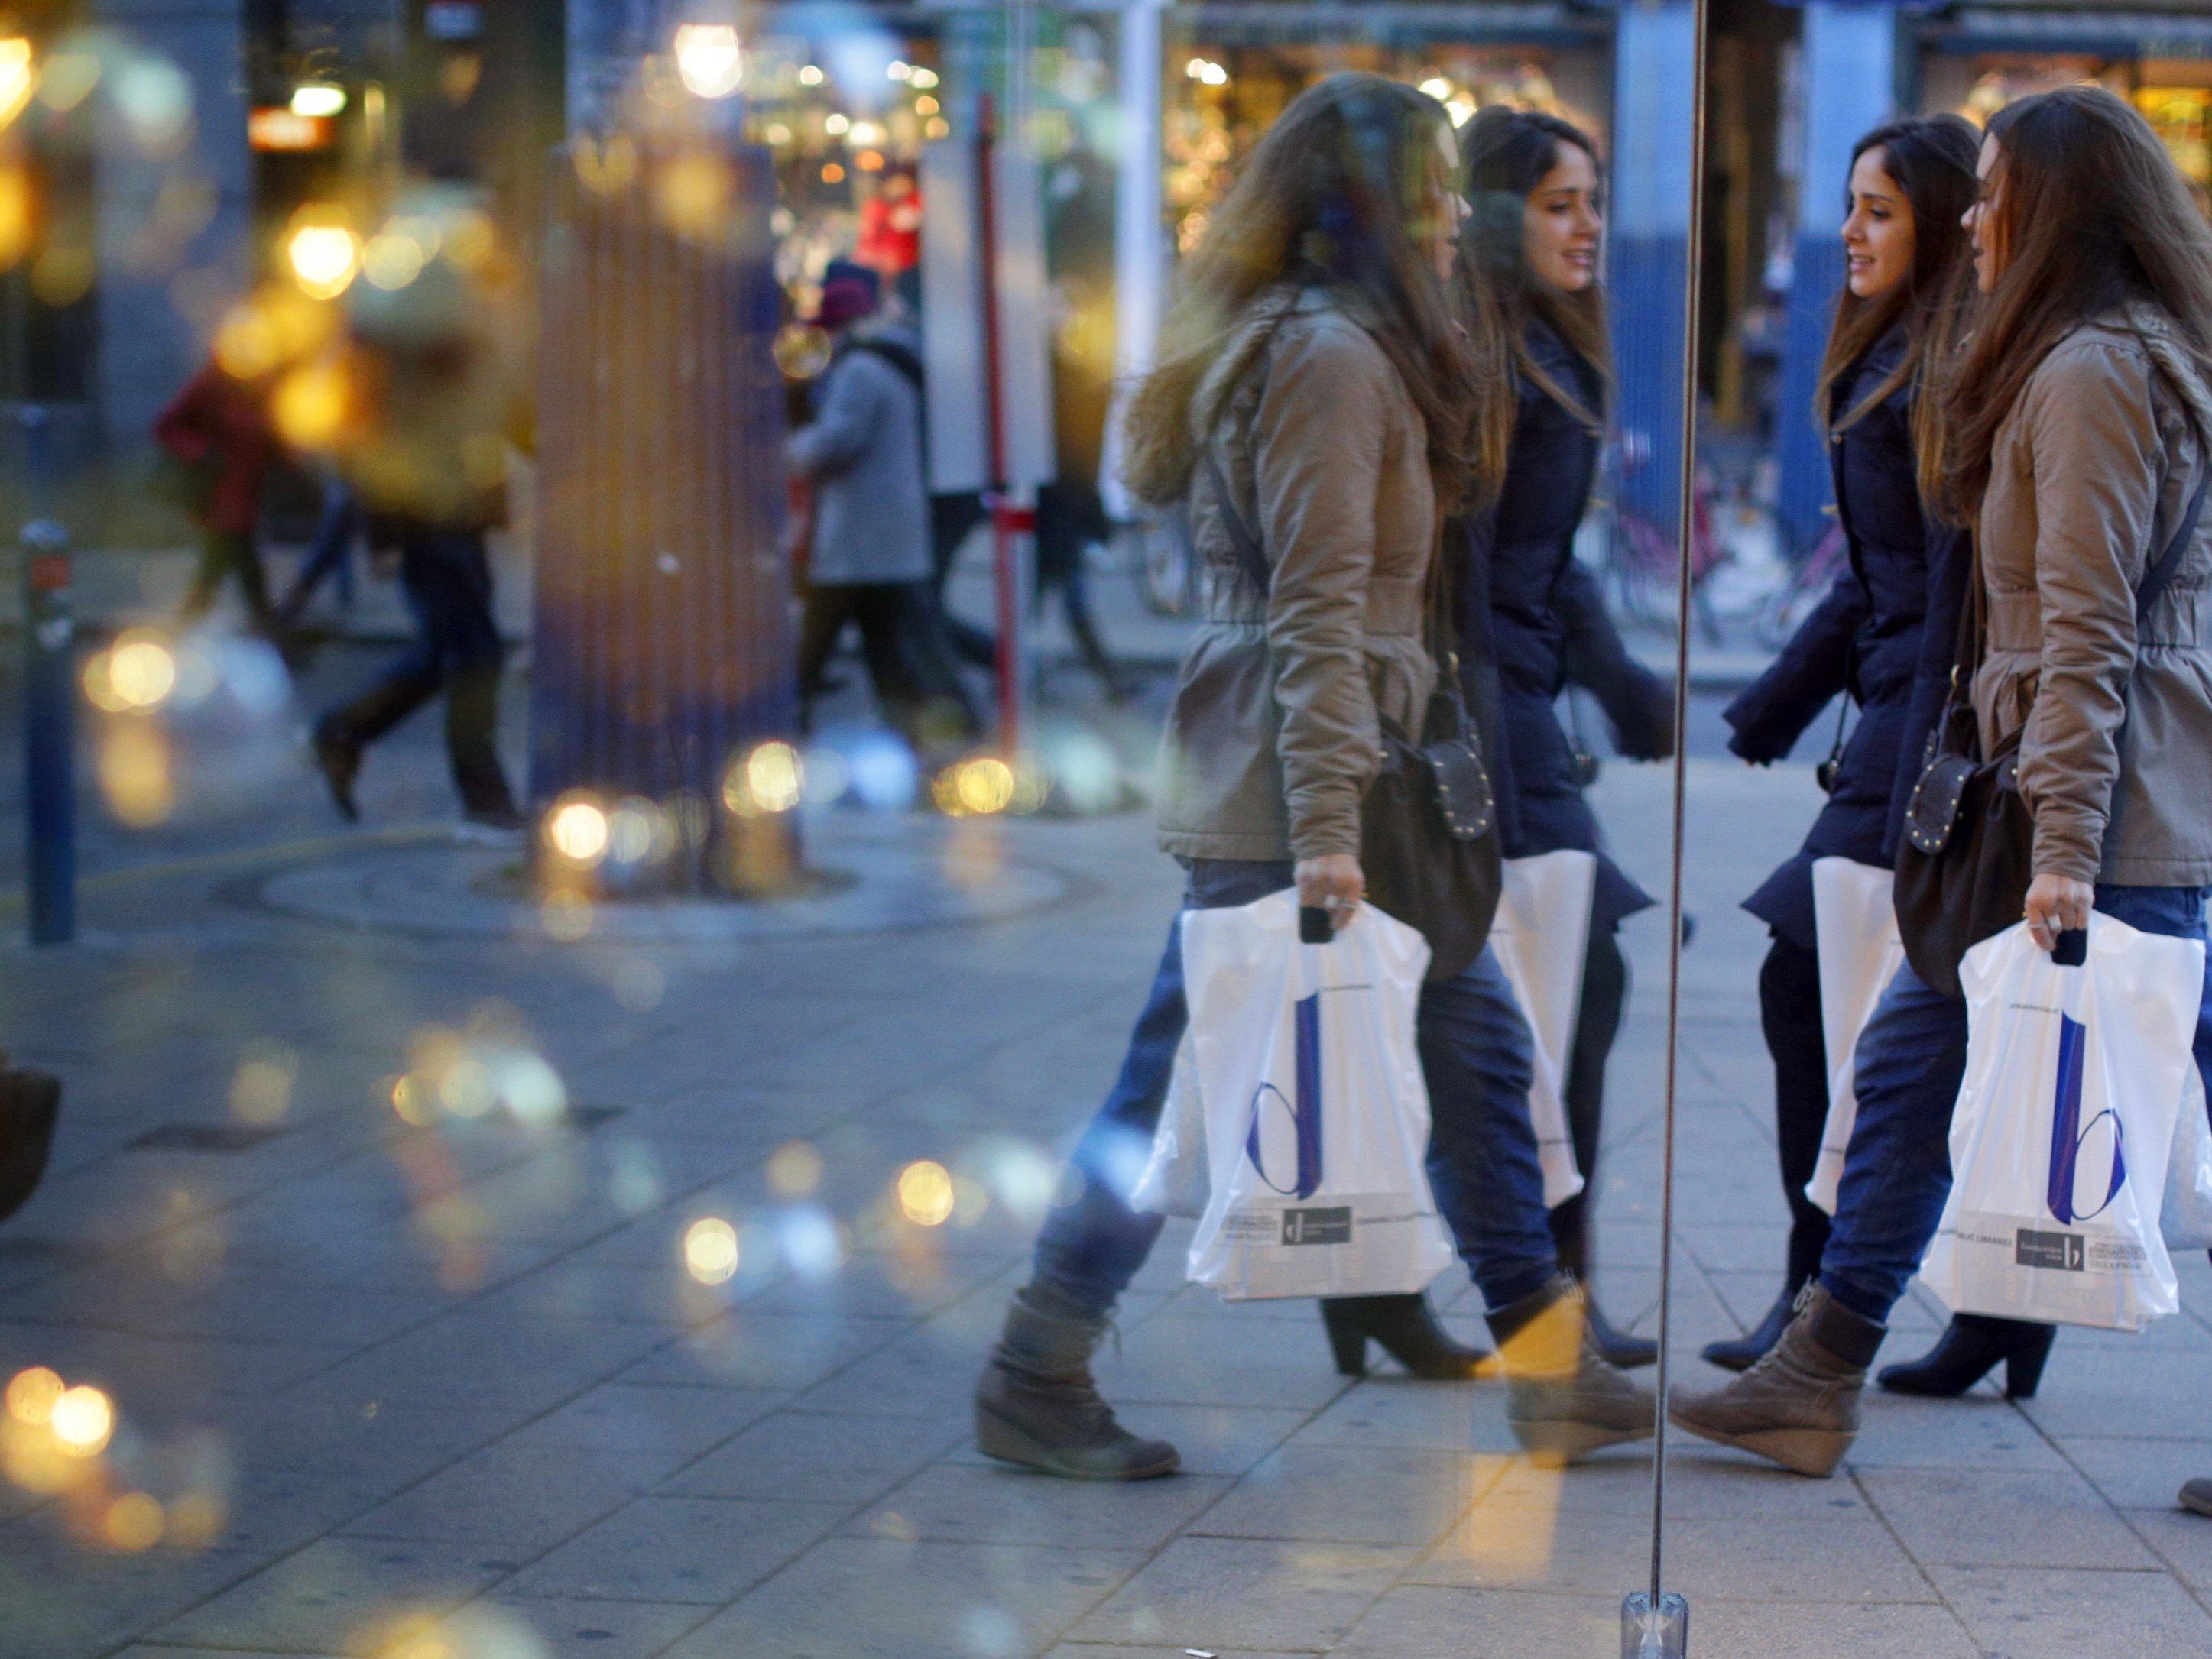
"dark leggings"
1758,932,1834,1291
1547,922,1629,1278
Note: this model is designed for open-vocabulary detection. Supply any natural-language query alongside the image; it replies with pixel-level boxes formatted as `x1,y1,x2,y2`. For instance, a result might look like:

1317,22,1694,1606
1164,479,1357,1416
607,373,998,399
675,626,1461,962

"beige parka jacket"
1153,288,1440,864
1973,304,2212,887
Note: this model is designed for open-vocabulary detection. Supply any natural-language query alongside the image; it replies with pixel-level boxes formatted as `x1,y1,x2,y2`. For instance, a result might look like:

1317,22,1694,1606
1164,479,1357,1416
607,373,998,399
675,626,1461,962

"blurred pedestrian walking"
154,353,281,637
310,184,525,833
1711,115,1977,1374
277,473,362,627
789,274,977,750
1454,109,1675,1370
974,75,1651,1484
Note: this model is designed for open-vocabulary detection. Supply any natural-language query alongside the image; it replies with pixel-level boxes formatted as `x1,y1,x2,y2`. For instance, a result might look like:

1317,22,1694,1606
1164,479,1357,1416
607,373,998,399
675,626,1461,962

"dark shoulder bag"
1205,450,1502,980
1895,453,2210,998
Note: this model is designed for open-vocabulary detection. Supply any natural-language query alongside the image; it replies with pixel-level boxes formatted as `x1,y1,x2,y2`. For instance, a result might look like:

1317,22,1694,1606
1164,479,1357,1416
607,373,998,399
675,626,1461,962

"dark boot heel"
1320,1294,1490,1379
2004,1324,2056,1398
1321,1301,1369,1375
1878,1314,2051,1398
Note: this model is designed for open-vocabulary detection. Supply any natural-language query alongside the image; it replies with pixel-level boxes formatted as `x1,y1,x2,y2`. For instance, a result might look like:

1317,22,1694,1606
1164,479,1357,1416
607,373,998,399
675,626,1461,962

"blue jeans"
1821,885,2212,1325
1030,859,1560,1317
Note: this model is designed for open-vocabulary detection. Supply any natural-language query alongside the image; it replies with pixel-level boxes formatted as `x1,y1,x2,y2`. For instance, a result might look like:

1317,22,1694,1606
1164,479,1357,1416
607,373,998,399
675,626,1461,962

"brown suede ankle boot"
1668,1283,1884,1478
974,1284,1179,1482
1486,1275,1655,1465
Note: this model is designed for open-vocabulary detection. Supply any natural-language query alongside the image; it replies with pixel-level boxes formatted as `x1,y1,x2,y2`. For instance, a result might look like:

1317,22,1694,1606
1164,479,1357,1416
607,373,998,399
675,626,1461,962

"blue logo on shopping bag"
2047,1013,2125,1224
1246,992,1323,1199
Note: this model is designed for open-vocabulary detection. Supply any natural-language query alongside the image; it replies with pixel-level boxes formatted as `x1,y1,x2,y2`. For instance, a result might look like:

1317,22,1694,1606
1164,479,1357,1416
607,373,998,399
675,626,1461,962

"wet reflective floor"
4,713,2212,1659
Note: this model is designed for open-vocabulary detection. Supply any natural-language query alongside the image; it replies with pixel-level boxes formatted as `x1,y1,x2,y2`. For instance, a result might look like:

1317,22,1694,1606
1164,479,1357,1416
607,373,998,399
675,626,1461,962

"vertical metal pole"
1623,0,1711,1653
19,406,75,945
976,91,1024,753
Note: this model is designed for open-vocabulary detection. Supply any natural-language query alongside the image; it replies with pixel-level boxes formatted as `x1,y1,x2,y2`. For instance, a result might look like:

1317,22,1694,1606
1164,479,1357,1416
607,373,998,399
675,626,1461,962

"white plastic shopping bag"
1179,890,1453,1301
1130,1032,1208,1220
1486,851,1594,1207
2164,1068,2212,1252
1920,915,2204,1331
1805,857,1909,1213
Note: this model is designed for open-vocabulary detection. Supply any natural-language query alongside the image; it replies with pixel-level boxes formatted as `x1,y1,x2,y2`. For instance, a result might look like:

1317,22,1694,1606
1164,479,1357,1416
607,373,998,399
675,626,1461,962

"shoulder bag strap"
2137,429,2210,623
1202,445,1271,600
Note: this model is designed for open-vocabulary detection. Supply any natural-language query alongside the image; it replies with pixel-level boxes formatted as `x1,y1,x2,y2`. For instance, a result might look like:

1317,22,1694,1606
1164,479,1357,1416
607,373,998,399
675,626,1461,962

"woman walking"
1705,115,1977,1372
1673,85,2212,1477
1449,108,1675,1369
971,73,1651,1482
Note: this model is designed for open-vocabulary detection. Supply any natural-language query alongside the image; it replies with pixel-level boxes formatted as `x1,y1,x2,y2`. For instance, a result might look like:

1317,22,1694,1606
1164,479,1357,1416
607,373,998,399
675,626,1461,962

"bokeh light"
673,24,744,99
83,630,178,714
897,1160,955,1227
935,755,1015,818
271,359,351,450
0,39,34,128
102,1492,165,1552
48,1385,115,1456
544,795,611,865
285,219,361,300
724,740,803,817
97,721,175,826
683,1217,741,1285
229,1044,296,1124
5,1366,63,1425
766,1140,824,1198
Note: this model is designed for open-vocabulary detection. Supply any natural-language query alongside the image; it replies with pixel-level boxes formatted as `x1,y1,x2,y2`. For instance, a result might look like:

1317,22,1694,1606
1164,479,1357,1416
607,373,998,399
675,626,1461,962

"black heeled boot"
1320,1293,1491,1379
1583,1290,1657,1371
1877,1314,2055,1399
1702,1282,1802,1373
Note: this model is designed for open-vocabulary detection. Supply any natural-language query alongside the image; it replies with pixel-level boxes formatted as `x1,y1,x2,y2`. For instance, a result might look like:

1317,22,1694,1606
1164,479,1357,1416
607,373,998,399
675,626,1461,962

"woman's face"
1422,123,1468,284
1523,142,1603,293
1964,134,2003,293
1841,146,1915,300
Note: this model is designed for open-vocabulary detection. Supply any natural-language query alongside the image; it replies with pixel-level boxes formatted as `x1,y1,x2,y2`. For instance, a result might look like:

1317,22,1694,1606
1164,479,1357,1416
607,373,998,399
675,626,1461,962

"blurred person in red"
154,354,282,637
856,166,921,283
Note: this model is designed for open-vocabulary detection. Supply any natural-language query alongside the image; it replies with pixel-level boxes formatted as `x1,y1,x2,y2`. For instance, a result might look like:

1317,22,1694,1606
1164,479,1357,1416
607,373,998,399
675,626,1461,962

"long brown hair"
1944,85,2212,517
1461,107,1611,477
1121,73,1486,510
1813,115,1979,506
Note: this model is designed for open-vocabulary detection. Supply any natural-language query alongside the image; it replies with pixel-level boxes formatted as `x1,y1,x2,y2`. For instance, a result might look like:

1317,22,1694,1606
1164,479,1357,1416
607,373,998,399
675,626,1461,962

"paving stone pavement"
5,728,2212,1658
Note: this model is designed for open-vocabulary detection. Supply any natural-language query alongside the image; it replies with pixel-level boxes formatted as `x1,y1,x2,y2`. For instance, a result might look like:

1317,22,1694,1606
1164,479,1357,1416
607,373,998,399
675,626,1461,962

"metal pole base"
1622,1592,1688,1658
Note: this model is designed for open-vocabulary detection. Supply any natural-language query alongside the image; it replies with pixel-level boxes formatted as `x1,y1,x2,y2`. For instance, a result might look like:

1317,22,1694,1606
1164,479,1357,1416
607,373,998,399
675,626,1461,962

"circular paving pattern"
240,815,1078,941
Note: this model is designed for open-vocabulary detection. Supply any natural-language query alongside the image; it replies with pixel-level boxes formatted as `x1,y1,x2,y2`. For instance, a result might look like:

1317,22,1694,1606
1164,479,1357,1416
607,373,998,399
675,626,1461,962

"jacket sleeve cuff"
1286,789,1363,864
2031,825,2102,887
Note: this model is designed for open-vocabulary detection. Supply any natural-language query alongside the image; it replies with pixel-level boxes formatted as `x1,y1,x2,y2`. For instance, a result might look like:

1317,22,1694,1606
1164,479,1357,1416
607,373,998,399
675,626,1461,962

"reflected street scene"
6,2,2212,1657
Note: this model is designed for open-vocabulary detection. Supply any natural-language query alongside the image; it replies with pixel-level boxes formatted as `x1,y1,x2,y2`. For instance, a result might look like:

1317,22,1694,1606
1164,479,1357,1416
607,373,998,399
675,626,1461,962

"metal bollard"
1621,1590,1689,1657
18,405,74,945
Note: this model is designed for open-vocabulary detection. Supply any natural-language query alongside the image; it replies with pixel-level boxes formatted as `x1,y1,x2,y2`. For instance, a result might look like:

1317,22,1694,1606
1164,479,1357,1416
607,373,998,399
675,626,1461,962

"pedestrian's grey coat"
1974,303,2212,886
1154,287,1438,864
787,326,931,585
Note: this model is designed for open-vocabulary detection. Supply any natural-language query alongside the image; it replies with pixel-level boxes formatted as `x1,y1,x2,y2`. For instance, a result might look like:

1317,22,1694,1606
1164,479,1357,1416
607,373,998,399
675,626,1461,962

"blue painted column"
1609,1,1696,530
1775,3,1899,552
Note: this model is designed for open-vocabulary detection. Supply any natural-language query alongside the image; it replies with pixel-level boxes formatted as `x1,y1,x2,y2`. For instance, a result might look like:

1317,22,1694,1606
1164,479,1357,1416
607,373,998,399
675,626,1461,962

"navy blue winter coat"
1724,327,1969,948
1458,319,1672,933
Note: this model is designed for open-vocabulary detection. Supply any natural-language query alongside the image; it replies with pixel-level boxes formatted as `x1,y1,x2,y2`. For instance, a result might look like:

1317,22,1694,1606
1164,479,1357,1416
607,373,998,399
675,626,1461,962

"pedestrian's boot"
311,717,362,823
1700,1280,1802,1373
1321,1292,1493,1379
975,1283,1179,1482
1486,1276,1655,1464
1583,1287,1658,1371
1878,1313,2054,1399
1669,1283,1884,1478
